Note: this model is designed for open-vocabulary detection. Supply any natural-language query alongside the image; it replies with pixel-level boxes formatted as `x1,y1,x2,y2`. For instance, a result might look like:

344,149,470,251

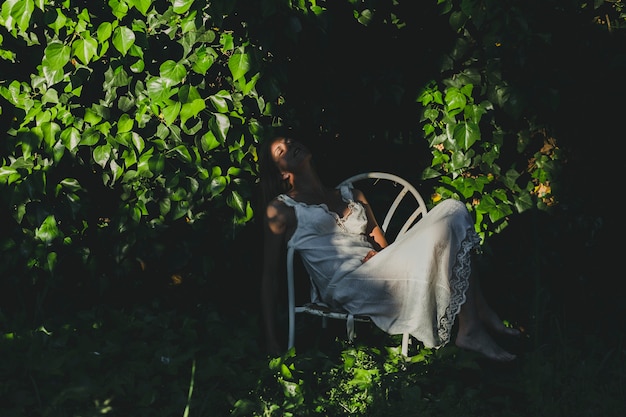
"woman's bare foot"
455,325,517,362
477,304,521,337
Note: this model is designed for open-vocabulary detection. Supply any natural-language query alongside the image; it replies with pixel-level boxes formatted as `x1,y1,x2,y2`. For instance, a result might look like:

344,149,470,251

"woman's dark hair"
258,136,290,209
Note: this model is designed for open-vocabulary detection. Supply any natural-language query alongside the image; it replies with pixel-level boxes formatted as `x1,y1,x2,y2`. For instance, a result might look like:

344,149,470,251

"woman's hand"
362,249,378,263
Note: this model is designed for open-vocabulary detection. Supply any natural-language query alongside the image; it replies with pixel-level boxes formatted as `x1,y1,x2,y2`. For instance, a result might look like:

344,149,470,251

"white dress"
277,184,481,348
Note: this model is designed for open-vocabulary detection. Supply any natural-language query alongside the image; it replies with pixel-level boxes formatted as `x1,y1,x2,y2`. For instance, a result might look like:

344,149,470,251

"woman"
259,136,520,362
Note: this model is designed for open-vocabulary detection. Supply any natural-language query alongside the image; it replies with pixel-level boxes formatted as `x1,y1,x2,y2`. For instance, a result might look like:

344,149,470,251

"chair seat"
296,303,372,322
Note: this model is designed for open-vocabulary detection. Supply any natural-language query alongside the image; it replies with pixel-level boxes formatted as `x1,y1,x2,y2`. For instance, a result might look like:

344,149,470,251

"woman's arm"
261,199,293,355
352,188,388,251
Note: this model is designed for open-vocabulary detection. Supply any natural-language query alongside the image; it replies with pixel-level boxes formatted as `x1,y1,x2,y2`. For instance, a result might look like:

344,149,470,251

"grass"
1,202,622,416
0,299,623,417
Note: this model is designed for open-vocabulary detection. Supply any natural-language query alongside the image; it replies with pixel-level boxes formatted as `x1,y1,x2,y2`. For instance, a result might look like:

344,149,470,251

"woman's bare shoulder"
265,196,295,235
267,195,290,211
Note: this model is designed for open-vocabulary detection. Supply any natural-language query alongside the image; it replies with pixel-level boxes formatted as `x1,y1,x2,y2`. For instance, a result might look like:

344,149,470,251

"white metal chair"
286,172,429,356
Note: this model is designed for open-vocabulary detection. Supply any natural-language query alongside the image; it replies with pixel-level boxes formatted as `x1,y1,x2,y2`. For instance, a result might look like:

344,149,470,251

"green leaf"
129,0,151,15
73,36,98,65
112,26,135,56
489,201,512,222
48,9,67,35
117,113,134,133
171,145,192,163
18,133,40,161
444,87,467,116
171,200,189,220
450,176,477,199
109,0,129,19
114,131,131,147
170,186,187,202
129,203,142,223
209,176,227,196
241,72,260,95
131,132,145,153
43,42,71,70
502,168,521,190
452,120,480,150
35,215,60,244
172,0,194,14
128,43,144,58
41,66,63,86
130,58,144,73
1,1,17,32
60,126,81,150
146,77,174,102
237,201,253,223
228,191,251,221
200,131,220,152
280,363,293,379
0,166,18,184
187,176,199,193
210,113,230,143
97,22,113,42
191,47,217,74
228,51,250,82
84,107,102,125
109,159,124,185
122,148,137,168
137,147,154,177
180,13,198,36
492,188,509,202
209,90,230,113
178,84,201,102
46,251,57,272
180,98,205,125
40,121,61,148
81,128,101,146
10,0,34,33
104,65,130,89
460,83,473,98
450,148,471,171
220,32,234,52
58,177,82,193
41,88,59,104
162,102,181,125
182,119,202,135
159,197,171,216
93,144,112,168
465,101,490,124
160,60,187,86
513,192,533,213
476,194,512,223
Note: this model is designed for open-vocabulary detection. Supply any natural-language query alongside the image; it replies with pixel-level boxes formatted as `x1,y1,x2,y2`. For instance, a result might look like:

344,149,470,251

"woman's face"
270,137,311,173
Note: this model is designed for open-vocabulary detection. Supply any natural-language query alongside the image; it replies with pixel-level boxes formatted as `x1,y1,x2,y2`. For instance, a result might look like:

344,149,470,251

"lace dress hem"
437,228,481,346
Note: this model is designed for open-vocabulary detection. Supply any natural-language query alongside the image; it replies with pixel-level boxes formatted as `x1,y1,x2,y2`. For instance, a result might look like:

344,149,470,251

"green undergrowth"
0,304,623,417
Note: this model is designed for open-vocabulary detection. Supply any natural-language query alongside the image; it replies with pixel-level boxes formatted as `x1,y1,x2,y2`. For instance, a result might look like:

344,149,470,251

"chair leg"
346,315,356,342
401,332,409,357
288,316,295,350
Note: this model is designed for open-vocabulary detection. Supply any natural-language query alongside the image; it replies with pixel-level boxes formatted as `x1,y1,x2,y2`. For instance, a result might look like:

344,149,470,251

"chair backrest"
336,172,428,240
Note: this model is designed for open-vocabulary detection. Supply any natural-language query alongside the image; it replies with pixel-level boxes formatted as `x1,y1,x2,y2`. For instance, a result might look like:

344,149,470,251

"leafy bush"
0,0,276,319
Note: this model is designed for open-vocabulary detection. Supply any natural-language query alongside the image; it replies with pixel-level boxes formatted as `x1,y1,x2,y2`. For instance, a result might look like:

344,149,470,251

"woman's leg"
476,287,522,337
454,271,517,362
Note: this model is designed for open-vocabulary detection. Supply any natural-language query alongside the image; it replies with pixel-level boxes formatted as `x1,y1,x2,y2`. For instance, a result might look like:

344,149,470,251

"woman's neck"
289,170,329,200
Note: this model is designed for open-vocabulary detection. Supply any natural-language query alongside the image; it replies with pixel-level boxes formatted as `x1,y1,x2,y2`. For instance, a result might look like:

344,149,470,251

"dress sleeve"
276,194,296,207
